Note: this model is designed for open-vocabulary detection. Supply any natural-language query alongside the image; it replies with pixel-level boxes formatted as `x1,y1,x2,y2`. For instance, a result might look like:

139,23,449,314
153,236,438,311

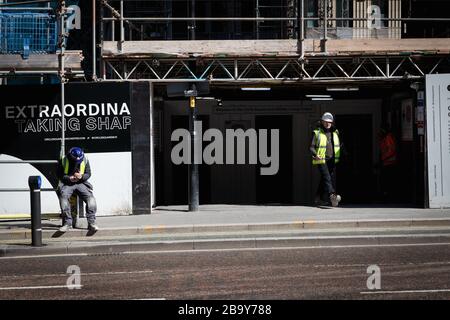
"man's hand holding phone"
70,171,83,183
313,155,323,161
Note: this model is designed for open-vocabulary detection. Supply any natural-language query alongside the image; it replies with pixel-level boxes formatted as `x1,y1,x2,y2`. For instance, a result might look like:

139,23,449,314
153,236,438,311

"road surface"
1,238,450,300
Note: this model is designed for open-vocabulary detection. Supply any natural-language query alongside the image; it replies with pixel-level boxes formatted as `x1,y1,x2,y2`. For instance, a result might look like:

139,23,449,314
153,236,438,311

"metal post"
190,0,196,40
111,14,115,40
60,81,65,157
78,196,85,218
28,176,42,247
120,0,124,49
256,0,260,39
188,86,199,212
92,0,97,80
298,0,305,58
322,0,328,52
100,0,104,78
58,0,66,158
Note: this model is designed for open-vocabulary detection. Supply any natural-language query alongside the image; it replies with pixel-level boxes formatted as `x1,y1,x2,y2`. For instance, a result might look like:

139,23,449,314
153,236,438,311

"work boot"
316,194,331,206
330,193,340,207
88,222,99,232
59,223,72,232
314,195,321,206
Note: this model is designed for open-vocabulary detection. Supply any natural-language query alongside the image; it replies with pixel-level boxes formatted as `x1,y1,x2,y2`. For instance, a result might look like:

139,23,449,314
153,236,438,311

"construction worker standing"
379,127,398,202
310,112,342,207
380,127,397,167
57,147,99,232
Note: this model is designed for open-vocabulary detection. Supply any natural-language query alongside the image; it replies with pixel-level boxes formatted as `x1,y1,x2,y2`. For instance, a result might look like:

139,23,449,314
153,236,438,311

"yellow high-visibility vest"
312,128,340,165
62,156,86,175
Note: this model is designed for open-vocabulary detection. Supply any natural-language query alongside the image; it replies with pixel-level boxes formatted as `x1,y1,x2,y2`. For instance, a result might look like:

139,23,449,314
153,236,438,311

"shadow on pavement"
51,231,66,238
86,229,97,237
153,208,189,213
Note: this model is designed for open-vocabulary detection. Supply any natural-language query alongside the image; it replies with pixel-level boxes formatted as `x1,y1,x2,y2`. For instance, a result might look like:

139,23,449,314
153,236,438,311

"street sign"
166,82,210,98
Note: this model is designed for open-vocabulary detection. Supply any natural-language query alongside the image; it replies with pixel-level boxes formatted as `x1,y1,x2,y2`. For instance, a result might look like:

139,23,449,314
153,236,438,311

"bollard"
28,176,42,247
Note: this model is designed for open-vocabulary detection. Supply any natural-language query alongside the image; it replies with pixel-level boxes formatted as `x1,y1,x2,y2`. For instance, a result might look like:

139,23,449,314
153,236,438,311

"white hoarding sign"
426,74,450,208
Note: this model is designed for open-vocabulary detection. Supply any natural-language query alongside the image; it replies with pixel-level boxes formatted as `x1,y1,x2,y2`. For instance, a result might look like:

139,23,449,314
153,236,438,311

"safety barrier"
0,12,57,58
0,160,84,246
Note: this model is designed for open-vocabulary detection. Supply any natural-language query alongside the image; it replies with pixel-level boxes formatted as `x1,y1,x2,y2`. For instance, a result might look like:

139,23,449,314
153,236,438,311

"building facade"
1,0,450,213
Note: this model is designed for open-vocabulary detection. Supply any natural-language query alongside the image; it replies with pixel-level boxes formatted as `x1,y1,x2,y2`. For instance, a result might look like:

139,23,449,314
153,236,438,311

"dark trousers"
380,164,398,202
58,182,97,225
316,159,336,201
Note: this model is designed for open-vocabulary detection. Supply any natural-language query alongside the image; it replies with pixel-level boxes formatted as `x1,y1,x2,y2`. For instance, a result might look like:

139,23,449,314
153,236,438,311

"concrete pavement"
1,205,450,257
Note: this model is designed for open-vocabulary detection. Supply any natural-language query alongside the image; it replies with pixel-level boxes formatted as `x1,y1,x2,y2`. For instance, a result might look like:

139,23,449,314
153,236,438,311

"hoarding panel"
426,74,450,208
0,82,134,215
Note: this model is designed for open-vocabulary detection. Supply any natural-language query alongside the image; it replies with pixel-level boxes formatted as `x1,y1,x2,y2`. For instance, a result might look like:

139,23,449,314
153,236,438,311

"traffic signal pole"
188,90,199,212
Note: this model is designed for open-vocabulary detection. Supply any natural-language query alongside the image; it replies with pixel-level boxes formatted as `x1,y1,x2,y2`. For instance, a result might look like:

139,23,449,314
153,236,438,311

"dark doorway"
170,115,211,205
255,115,293,204
335,114,375,204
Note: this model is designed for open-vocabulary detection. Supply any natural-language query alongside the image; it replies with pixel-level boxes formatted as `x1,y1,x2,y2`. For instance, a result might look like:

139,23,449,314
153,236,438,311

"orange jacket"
380,133,397,166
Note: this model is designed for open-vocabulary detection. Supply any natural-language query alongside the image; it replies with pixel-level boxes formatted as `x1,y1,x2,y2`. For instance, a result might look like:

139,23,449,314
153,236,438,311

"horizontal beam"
102,17,450,22
0,188,55,192
0,51,84,74
0,160,58,164
102,54,448,83
100,78,414,84
102,39,450,59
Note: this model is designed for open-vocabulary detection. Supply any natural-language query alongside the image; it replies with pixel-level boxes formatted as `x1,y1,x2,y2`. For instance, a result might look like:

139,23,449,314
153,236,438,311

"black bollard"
28,176,42,247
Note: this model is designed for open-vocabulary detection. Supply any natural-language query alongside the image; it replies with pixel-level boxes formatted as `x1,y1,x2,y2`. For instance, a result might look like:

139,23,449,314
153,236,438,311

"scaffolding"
256,0,295,39
0,12,57,58
2,1,449,84
102,55,450,83
0,1,83,79
97,0,450,83
0,0,78,156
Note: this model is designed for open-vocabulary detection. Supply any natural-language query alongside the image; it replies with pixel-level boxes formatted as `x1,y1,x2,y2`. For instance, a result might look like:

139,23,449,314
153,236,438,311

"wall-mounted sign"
0,82,134,215
0,83,132,163
401,99,414,142
416,91,425,136
426,74,450,208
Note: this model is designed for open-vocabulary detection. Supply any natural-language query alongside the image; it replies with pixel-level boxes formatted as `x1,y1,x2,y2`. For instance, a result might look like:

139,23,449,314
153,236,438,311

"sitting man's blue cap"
68,147,84,164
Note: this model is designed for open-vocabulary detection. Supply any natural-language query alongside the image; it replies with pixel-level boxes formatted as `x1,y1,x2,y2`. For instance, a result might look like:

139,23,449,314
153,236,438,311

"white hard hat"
321,112,334,123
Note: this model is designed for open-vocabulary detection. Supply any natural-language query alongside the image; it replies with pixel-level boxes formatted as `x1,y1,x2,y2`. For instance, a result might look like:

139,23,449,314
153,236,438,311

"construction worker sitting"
57,147,99,232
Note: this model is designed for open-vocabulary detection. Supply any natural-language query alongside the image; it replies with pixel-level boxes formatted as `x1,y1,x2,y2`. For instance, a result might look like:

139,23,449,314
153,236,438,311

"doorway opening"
334,114,375,204
255,115,293,204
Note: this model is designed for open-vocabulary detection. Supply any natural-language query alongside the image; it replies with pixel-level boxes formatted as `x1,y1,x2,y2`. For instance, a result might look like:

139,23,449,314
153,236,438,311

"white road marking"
2,241,450,260
125,242,450,255
0,253,89,260
0,270,154,279
80,270,154,276
0,285,82,291
133,298,166,300
361,289,450,295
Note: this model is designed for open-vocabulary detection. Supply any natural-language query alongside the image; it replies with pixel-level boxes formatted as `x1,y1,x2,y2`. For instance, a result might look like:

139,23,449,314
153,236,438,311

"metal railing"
0,160,57,192
0,159,85,221
0,12,57,58
100,0,450,46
